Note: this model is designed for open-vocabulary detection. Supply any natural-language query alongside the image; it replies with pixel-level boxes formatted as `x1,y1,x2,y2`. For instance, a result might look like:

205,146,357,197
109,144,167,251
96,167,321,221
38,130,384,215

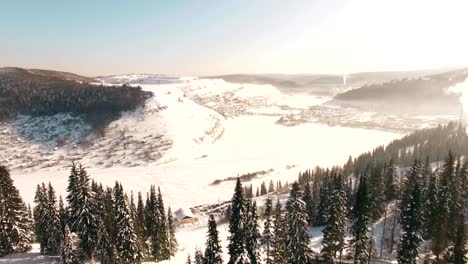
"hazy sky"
1,0,468,76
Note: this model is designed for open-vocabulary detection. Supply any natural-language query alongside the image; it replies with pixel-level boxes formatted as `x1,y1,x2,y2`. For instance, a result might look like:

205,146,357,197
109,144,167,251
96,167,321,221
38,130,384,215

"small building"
175,207,198,225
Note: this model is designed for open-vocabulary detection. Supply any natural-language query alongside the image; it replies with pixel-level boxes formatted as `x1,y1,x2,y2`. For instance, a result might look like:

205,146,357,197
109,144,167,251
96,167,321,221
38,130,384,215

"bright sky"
1,0,468,76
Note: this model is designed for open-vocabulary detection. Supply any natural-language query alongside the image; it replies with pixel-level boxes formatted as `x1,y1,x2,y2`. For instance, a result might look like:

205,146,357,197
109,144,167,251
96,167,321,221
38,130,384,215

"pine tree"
34,183,48,254
272,199,286,264
350,175,370,264
58,196,68,232
261,197,274,264
44,182,62,255
432,152,454,260
228,178,247,264
167,207,178,257
0,165,33,257
134,192,146,255
204,215,223,264
114,182,140,264
285,182,311,264
268,180,275,193
186,253,192,264
157,187,170,260
302,182,315,227
245,200,260,264
384,158,399,202
448,214,467,264
321,174,347,263
61,225,78,264
146,185,161,260
194,247,205,264
368,166,385,221
66,164,99,260
315,177,330,226
422,168,438,240
397,161,423,264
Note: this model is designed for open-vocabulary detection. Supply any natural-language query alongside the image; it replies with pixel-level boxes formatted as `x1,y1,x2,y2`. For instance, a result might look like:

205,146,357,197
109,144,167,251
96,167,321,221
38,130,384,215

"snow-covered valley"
3,75,454,263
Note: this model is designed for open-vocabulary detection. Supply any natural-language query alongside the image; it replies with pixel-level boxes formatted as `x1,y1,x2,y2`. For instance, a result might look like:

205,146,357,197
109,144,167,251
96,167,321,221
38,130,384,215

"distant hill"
204,69,450,96
0,67,97,83
330,69,468,115
0,67,146,131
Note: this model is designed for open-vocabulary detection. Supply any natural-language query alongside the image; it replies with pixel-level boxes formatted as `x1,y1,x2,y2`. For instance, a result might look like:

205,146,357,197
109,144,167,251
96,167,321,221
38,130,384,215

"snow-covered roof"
175,207,195,220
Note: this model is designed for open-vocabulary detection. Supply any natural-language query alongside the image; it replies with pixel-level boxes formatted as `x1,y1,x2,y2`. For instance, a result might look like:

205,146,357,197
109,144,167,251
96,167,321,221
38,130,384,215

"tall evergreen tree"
0,165,33,256
432,152,454,260
272,199,286,264
44,182,62,255
34,183,48,254
422,168,438,240
167,207,178,257
66,164,99,260
204,215,223,264
302,182,315,227
228,178,247,264
134,191,146,255
350,175,370,264
285,182,311,264
261,197,274,264
384,158,399,202
368,165,385,221
114,182,140,264
157,187,170,261
321,174,347,263
447,214,467,264
194,247,205,264
245,200,260,264
61,225,78,264
397,162,423,264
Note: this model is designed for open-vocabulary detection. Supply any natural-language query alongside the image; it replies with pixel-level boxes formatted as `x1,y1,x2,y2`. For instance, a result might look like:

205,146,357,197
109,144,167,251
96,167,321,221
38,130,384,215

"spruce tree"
422,168,438,240
397,162,423,264
350,175,370,264
135,192,146,249
302,182,315,227
66,164,99,260
146,185,161,260
448,214,467,264
204,215,223,264
34,183,48,254
157,187,170,260
261,197,274,264
321,174,347,263
194,247,205,264
245,200,260,264
61,225,78,264
272,199,286,264
228,178,247,264
114,182,140,264
285,182,311,264
167,207,178,257
368,165,385,221
0,165,33,257
432,152,454,260
44,182,62,255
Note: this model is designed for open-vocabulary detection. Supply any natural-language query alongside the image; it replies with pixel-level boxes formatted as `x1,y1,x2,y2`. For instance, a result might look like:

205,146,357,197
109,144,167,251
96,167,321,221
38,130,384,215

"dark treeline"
0,69,146,131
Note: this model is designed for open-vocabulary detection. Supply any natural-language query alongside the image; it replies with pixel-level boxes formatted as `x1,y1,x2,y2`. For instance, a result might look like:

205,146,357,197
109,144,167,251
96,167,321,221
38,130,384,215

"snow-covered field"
2,75,404,263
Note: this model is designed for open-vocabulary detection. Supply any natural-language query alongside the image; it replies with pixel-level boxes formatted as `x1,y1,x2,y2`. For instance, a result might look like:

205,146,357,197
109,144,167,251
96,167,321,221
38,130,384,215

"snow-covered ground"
2,75,404,263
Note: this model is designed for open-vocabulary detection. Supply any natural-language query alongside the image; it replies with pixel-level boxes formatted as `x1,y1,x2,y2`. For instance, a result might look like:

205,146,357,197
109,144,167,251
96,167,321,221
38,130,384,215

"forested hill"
346,121,468,174
332,69,468,115
0,67,147,130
